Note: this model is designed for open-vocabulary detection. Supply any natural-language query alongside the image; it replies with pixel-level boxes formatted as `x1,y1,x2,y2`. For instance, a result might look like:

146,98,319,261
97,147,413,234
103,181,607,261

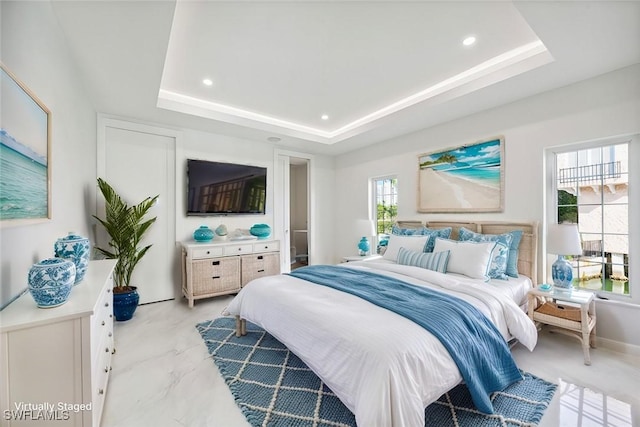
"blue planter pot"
113,287,139,321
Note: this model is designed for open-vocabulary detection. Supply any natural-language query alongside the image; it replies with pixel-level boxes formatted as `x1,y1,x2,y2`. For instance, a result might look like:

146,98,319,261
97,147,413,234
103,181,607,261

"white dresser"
0,259,117,427
181,239,280,307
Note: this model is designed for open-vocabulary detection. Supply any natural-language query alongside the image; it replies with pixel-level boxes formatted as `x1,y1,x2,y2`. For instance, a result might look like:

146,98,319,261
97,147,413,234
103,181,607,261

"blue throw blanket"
288,265,523,414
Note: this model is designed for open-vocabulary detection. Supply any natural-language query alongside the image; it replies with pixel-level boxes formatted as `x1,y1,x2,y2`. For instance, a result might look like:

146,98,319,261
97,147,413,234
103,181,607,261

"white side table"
527,287,596,365
342,254,383,263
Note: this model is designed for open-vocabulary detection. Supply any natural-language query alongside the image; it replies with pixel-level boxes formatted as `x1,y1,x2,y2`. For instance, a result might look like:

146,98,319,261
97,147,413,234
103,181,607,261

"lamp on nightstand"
356,219,376,256
547,223,583,294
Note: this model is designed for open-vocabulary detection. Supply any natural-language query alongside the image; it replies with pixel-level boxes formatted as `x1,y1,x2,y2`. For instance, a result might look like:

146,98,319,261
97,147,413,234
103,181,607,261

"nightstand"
528,287,596,365
342,254,383,263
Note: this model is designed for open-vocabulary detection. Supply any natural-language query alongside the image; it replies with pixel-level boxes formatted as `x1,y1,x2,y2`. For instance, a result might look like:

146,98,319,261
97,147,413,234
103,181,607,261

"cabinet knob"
101,321,105,326
98,389,104,395
105,302,110,307
108,332,113,337
206,250,210,254
105,347,110,353
107,288,111,293
104,367,109,373
111,348,117,355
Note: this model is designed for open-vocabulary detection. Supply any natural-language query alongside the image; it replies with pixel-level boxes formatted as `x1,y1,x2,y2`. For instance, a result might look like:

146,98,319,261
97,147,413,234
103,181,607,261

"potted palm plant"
93,177,159,321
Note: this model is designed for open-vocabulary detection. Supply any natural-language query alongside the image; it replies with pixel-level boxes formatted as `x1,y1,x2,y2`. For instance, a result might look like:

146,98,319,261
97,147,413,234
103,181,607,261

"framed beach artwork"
417,137,504,213
0,63,51,226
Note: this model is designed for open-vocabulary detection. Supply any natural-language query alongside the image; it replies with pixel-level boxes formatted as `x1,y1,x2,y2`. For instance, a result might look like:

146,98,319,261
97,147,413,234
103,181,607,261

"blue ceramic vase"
358,237,371,256
54,232,91,284
28,258,76,308
250,224,271,239
193,225,214,242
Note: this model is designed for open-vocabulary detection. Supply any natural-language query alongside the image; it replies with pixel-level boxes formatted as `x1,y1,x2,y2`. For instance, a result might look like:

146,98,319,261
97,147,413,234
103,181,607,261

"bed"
224,221,539,427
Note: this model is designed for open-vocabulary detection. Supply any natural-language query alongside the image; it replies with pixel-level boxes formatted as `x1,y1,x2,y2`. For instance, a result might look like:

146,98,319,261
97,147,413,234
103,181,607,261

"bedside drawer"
191,246,224,259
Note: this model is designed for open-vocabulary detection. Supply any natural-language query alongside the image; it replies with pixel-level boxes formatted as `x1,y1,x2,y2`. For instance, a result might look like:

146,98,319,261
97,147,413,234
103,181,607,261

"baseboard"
596,336,640,358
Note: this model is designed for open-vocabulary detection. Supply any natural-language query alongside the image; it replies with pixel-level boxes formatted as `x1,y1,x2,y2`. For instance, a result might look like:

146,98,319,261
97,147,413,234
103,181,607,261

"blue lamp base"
358,237,370,256
552,255,574,294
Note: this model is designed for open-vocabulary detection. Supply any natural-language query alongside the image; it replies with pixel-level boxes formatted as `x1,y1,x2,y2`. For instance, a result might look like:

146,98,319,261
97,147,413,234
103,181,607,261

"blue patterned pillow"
397,247,450,273
458,227,512,280
392,226,452,253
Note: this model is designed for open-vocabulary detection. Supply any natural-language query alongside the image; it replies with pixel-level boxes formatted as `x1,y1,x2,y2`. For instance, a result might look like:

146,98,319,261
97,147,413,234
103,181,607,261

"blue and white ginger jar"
54,232,90,284
28,258,76,308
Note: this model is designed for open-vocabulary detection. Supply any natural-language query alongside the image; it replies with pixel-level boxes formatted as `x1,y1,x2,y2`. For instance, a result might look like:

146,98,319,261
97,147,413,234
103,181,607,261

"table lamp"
356,219,376,256
547,223,582,293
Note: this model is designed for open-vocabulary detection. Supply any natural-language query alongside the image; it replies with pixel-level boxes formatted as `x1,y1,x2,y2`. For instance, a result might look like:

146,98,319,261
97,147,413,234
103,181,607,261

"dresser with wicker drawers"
181,240,280,307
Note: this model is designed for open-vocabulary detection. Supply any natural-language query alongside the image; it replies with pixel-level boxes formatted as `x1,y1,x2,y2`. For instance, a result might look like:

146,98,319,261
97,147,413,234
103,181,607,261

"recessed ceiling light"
462,36,476,46
202,78,213,86
321,114,329,120
267,136,281,143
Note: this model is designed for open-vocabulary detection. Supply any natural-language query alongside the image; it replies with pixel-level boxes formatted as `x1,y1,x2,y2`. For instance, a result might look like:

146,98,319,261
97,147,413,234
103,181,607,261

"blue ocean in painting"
420,139,501,187
0,129,48,220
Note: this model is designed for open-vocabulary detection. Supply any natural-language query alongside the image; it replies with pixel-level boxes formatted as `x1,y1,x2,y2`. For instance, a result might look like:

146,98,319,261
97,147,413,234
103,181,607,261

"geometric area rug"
196,317,557,427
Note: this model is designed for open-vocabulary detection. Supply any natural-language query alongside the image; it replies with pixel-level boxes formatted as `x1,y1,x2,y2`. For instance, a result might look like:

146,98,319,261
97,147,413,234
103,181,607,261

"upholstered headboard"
395,220,539,283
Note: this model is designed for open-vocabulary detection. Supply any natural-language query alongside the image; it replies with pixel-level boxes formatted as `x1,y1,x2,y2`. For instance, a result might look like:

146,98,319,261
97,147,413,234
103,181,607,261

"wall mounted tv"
186,159,267,215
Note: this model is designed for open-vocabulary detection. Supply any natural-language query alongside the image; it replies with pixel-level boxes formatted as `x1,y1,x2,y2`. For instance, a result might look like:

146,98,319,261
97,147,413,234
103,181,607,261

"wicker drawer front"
241,253,280,286
192,257,240,295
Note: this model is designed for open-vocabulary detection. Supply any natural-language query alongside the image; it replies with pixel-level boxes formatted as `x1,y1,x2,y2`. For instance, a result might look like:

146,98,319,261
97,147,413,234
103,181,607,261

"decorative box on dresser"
181,239,280,307
0,259,117,427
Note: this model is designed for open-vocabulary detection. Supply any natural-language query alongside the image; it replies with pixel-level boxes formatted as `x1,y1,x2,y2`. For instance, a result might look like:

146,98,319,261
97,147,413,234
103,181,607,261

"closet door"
98,118,177,304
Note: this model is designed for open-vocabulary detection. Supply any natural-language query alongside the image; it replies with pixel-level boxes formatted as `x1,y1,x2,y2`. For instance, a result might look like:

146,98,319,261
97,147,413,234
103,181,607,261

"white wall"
0,1,97,308
334,64,640,349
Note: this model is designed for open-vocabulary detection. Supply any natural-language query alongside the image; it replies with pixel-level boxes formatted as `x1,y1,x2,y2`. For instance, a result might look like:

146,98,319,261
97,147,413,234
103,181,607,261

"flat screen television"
186,159,267,215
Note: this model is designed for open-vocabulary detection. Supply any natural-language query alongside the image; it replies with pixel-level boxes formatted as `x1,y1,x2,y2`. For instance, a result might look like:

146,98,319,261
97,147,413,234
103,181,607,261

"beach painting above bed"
418,137,504,213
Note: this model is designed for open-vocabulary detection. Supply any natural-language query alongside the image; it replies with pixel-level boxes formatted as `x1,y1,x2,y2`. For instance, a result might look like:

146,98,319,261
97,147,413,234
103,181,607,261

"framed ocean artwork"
0,63,51,226
417,137,504,213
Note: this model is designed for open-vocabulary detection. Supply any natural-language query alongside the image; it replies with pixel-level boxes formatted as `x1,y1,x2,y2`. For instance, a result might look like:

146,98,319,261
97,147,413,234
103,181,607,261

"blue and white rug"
196,317,557,427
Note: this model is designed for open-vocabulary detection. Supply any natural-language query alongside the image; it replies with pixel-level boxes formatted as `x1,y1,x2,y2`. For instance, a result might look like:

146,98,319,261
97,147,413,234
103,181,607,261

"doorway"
289,158,309,270
274,151,312,273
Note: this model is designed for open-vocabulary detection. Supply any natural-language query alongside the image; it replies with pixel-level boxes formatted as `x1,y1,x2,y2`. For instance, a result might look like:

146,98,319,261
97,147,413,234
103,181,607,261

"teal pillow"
505,230,523,278
397,247,450,273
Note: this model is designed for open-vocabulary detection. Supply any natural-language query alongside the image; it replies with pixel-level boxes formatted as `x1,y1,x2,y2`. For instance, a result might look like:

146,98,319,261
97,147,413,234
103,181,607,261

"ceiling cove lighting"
202,78,213,86
158,40,549,144
462,36,477,46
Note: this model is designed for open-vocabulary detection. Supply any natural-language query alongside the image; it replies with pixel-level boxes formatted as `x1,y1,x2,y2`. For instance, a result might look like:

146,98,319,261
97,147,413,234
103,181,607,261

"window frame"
544,134,638,304
370,175,398,247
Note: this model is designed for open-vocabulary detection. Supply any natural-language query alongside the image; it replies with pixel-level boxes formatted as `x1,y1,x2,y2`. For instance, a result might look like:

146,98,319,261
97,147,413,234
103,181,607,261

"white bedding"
224,262,538,427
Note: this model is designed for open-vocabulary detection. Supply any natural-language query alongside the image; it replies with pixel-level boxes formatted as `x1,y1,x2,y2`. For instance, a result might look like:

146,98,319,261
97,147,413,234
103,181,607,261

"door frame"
97,115,181,302
274,149,314,273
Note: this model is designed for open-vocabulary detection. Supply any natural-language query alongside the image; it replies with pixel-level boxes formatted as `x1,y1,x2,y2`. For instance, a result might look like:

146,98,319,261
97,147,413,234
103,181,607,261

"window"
372,177,397,252
553,142,629,295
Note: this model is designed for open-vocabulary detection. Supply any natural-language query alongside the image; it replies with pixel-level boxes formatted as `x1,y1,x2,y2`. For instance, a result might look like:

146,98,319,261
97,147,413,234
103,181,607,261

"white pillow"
432,237,496,281
382,235,429,262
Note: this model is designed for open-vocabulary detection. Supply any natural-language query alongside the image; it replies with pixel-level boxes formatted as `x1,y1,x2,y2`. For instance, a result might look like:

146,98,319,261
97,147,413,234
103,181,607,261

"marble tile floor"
102,297,640,427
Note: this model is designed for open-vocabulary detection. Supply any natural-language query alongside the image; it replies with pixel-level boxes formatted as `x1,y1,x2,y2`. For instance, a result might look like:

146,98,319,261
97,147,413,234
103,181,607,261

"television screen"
186,159,267,215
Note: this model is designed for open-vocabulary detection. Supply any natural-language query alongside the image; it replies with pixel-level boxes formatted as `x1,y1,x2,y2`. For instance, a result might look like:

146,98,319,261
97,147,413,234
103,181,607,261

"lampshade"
547,223,582,256
355,219,376,237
